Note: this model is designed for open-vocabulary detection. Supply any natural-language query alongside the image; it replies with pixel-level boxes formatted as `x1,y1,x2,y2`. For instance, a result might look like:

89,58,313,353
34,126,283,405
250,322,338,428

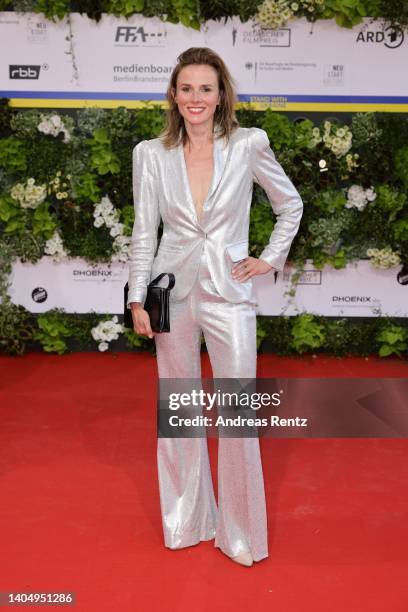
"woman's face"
172,64,221,131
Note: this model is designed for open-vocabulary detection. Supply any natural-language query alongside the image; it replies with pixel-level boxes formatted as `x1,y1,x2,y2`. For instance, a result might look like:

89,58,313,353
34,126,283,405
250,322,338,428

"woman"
127,47,303,566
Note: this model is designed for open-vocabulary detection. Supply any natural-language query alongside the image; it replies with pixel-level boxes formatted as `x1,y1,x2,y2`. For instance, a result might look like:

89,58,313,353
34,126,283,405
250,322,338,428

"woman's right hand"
130,304,155,339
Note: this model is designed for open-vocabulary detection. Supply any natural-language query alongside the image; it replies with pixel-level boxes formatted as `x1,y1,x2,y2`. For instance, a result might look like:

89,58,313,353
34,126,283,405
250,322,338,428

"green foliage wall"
0,99,407,357
0,0,407,31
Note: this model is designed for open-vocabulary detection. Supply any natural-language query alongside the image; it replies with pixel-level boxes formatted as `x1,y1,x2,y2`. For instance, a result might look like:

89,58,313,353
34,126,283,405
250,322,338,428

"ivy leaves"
85,128,121,175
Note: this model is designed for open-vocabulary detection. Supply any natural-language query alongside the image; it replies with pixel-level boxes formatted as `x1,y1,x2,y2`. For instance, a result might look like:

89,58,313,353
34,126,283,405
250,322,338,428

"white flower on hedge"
365,187,376,202
110,222,124,238
39,122,51,134
93,195,119,226
104,214,118,227
111,234,131,263
38,112,72,143
366,247,400,269
345,153,359,171
93,216,104,228
44,230,68,261
91,315,123,351
311,120,353,157
93,195,131,262
51,114,62,128
256,0,294,29
10,178,47,209
345,185,376,211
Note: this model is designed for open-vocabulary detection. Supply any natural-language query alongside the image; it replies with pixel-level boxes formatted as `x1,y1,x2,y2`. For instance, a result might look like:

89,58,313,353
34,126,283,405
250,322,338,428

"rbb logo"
115,26,149,43
9,65,41,79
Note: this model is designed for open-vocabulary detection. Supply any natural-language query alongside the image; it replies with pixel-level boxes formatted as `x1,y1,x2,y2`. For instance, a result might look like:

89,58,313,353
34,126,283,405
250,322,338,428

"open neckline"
179,139,217,226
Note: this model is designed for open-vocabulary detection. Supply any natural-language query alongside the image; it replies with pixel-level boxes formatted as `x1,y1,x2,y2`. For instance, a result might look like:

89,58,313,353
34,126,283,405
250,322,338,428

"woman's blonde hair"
159,47,240,149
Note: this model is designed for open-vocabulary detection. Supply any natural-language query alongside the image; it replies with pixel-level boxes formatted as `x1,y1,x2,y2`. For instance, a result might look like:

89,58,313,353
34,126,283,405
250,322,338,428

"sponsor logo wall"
0,13,407,110
2,13,407,316
255,260,407,317
10,258,127,315
8,259,408,317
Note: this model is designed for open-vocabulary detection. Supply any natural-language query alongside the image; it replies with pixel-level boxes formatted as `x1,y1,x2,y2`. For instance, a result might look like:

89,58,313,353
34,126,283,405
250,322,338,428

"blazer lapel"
208,130,230,201
175,125,231,228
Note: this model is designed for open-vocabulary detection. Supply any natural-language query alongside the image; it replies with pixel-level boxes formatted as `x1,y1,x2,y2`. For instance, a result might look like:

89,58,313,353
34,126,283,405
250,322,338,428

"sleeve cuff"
259,250,288,272
126,289,147,309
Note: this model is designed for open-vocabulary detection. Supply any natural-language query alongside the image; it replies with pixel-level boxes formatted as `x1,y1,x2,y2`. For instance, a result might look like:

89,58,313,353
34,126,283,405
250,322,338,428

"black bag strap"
148,272,175,290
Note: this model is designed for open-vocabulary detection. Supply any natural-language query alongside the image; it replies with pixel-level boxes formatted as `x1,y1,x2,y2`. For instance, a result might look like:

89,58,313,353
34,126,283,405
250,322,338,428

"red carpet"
0,352,407,611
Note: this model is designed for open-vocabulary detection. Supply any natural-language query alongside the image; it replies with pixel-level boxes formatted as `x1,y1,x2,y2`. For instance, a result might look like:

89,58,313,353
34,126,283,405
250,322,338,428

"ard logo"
356,25,404,49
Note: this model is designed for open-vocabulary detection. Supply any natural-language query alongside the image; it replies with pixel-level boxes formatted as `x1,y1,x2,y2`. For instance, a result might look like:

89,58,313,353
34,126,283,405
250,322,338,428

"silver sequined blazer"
126,125,304,307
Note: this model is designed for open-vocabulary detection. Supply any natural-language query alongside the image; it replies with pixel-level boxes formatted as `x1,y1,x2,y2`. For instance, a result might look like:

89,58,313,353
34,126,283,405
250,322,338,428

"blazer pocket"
225,239,249,262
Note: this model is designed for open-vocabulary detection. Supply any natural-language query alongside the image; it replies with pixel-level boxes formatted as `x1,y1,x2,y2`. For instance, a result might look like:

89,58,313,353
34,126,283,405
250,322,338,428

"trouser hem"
213,541,269,563
164,527,216,550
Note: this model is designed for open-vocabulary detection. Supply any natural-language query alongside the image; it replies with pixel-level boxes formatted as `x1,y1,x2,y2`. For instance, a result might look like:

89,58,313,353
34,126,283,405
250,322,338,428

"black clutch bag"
124,273,175,333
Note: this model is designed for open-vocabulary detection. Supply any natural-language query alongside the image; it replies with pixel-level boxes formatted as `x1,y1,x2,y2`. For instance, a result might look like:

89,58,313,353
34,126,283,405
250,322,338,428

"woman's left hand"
231,257,275,282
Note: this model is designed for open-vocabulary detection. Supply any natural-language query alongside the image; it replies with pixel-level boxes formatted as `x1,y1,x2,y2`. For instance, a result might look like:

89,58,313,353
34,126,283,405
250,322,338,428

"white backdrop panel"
1,13,406,107
8,257,408,317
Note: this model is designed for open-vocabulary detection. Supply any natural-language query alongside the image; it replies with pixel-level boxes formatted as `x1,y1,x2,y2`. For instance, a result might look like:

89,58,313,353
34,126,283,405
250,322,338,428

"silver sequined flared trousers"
154,244,268,562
